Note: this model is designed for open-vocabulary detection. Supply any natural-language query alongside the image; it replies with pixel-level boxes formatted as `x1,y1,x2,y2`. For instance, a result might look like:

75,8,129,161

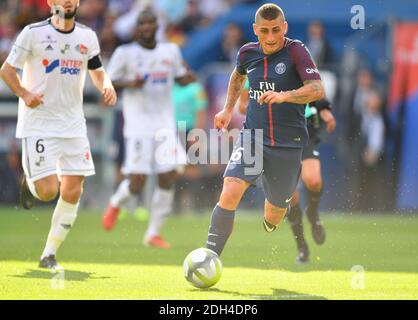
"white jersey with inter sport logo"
107,42,187,138
6,19,101,138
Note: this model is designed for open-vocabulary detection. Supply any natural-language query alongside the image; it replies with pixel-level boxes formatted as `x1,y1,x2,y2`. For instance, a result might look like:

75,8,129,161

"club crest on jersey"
61,44,71,55
42,59,82,75
275,63,286,74
75,44,88,55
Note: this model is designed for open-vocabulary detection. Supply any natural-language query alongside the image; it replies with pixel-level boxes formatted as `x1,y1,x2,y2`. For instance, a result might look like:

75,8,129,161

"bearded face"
49,0,79,19
63,7,78,19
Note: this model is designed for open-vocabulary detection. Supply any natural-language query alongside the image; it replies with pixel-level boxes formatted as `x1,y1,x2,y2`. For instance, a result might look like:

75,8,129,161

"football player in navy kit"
204,3,325,257
287,99,336,264
239,89,336,264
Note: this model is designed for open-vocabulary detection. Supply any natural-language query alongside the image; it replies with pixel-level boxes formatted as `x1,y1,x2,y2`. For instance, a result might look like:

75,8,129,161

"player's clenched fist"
258,91,287,105
102,87,117,106
23,92,44,108
213,109,232,130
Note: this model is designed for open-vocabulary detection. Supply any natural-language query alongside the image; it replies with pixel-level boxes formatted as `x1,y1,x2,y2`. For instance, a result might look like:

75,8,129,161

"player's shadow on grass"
10,269,111,282
190,288,327,300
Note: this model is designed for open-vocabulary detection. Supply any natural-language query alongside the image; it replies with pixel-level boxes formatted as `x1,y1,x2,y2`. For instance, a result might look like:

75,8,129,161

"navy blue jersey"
236,38,321,148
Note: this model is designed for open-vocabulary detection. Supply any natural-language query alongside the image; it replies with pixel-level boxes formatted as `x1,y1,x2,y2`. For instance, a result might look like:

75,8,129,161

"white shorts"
122,130,187,175
21,136,95,182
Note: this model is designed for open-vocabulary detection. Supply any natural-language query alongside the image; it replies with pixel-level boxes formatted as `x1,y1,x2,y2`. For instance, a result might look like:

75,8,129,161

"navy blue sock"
287,204,307,249
306,189,322,225
206,205,235,256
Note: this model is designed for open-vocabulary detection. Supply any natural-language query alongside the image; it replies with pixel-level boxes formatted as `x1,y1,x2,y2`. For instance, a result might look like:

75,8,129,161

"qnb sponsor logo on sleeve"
42,59,83,75
305,68,319,75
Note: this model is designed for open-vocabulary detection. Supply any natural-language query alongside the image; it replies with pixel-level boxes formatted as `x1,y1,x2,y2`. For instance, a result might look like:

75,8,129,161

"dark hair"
255,3,285,22
137,9,157,24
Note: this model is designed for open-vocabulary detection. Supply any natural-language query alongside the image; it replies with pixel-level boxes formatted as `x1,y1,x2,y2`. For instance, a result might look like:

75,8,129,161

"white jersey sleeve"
107,46,129,81
172,44,187,78
87,30,101,60
6,26,32,69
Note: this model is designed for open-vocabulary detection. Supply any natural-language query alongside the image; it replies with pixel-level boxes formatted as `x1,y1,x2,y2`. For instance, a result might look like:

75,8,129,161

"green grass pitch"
0,207,417,300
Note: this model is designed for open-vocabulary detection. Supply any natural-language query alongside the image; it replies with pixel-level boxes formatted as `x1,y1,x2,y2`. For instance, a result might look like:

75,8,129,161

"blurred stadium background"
1,0,418,213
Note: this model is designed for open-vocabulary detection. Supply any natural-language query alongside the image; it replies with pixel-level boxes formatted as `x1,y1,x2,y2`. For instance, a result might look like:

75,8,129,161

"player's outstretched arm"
89,69,117,106
0,62,44,108
111,77,147,91
224,68,247,112
238,89,249,115
214,68,247,130
258,80,324,105
288,80,325,104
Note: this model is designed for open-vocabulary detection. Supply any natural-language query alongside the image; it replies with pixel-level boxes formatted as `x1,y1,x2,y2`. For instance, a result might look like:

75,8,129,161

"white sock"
26,177,40,200
110,179,133,208
145,187,174,239
41,197,79,258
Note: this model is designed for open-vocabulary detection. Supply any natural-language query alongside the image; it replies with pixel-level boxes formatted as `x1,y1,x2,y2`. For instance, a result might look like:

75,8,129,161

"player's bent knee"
264,201,288,226
129,182,142,194
218,193,240,211
304,177,322,192
158,172,176,190
265,203,288,215
129,175,145,193
61,185,83,203
36,185,59,202
219,188,241,204
218,182,247,210
158,180,174,190
34,176,59,201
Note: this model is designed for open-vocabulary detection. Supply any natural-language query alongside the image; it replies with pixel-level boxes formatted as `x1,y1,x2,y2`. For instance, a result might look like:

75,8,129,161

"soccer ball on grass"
183,248,222,288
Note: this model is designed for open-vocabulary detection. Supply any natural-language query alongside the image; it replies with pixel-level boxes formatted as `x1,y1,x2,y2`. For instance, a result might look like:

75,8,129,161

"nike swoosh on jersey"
285,197,293,203
247,67,256,74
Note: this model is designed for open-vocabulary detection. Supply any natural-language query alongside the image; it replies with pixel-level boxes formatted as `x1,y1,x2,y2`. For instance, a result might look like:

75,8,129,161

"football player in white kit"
102,10,195,249
0,0,117,269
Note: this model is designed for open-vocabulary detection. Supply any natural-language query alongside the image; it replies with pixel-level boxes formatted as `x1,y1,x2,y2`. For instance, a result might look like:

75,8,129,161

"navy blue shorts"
302,138,320,161
224,132,302,208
